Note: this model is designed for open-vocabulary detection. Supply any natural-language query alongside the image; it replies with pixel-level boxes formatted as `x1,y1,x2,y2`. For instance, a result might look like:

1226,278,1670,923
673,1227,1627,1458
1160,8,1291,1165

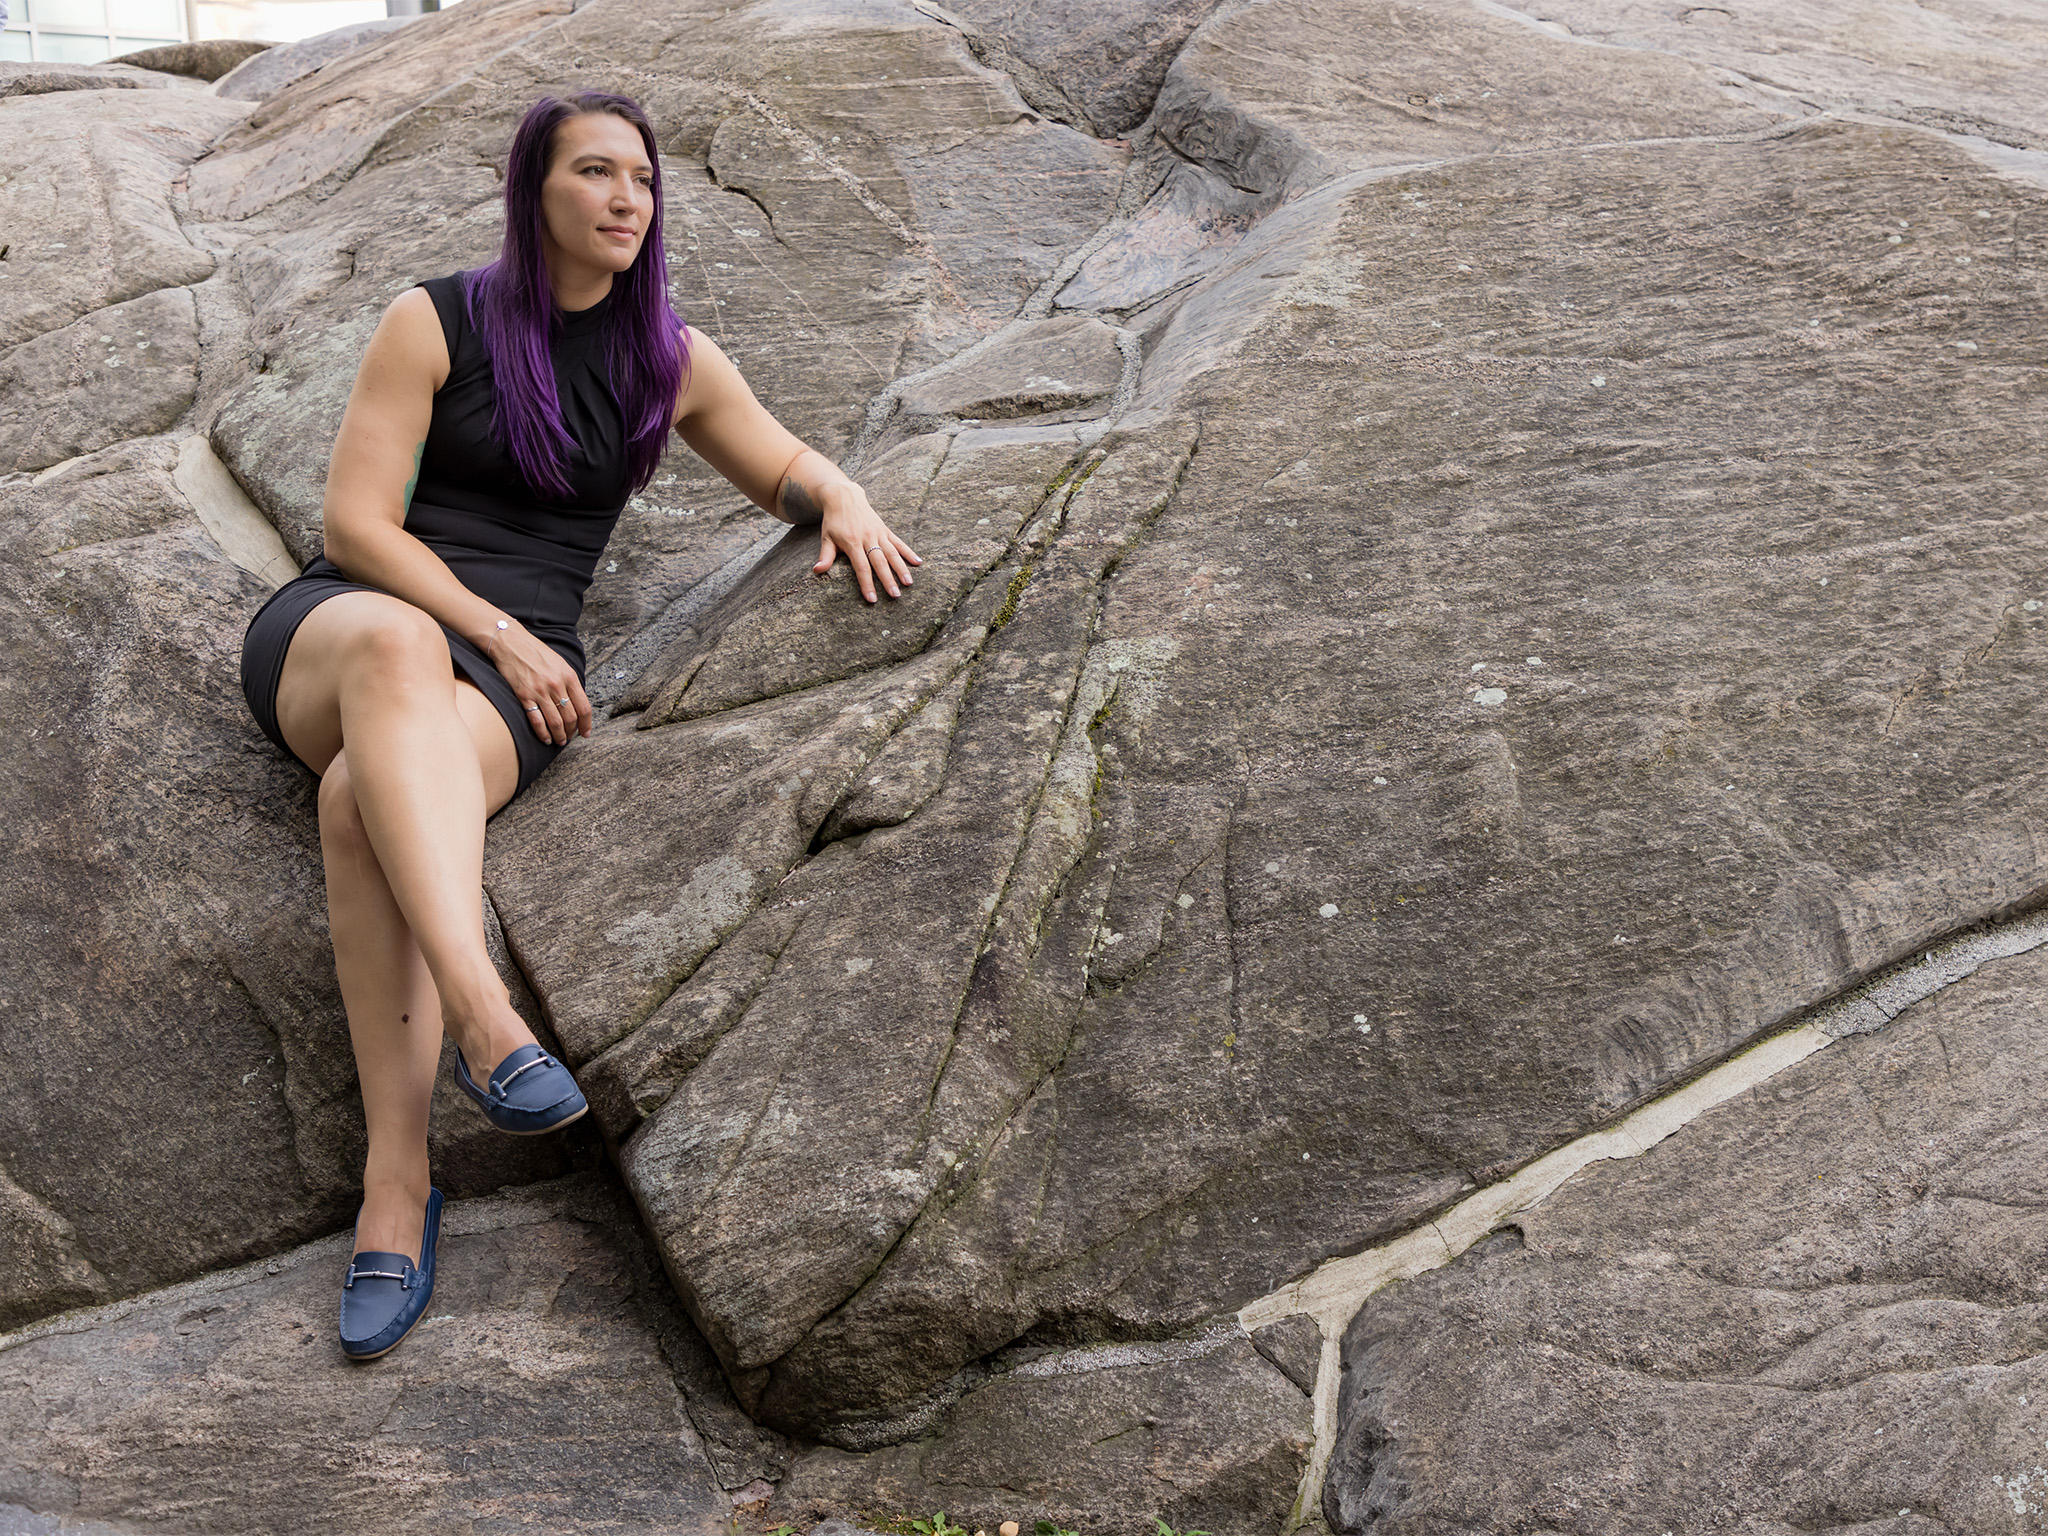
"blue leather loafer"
454,1043,587,1135
340,1186,442,1361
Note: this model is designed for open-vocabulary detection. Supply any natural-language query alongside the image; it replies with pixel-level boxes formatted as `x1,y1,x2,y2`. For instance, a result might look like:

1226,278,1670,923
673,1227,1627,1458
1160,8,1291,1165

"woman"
239,91,920,1360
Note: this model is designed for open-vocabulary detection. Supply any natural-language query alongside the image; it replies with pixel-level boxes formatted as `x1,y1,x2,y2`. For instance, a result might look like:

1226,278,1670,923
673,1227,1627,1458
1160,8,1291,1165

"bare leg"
277,593,528,1258
320,754,441,1261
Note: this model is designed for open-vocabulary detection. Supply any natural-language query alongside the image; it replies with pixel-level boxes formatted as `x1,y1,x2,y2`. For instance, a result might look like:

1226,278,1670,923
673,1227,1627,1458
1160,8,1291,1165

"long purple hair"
466,92,686,499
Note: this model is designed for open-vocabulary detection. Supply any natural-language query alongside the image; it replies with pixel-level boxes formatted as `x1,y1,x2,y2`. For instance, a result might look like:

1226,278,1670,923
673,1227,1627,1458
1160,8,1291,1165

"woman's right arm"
319,289,590,745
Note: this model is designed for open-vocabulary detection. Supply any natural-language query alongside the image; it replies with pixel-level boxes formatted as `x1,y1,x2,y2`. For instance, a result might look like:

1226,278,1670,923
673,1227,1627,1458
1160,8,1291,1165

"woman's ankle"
445,1008,537,1076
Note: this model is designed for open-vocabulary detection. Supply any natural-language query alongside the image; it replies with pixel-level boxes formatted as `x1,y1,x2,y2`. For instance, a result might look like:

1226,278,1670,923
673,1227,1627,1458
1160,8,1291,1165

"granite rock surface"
2,0,2045,1529
1324,942,2048,1536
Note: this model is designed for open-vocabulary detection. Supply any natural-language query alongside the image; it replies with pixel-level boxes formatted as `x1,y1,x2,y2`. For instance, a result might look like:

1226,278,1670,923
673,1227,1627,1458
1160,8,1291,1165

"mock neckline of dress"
557,287,613,338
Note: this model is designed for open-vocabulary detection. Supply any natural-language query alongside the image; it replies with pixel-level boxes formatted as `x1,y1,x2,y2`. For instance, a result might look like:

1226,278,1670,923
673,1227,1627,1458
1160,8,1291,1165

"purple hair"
466,92,687,499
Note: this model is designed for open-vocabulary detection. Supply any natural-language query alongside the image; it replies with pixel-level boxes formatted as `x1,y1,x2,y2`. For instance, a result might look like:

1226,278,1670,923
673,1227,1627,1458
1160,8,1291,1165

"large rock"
5,0,2048,1526
107,39,271,82
211,18,415,103
0,88,241,352
530,109,2048,1443
0,1176,733,1534
0,287,201,474
773,1326,1311,1536
937,0,1234,136
1324,943,2048,1535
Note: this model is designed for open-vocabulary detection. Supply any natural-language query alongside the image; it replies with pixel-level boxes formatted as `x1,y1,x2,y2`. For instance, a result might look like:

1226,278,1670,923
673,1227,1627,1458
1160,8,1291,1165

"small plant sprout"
1034,1522,1082,1536
909,1515,969,1536
1154,1522,1211,1536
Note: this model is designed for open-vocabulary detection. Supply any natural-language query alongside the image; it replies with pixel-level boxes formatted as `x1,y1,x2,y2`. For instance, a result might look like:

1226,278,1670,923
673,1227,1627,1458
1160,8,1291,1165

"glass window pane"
0,27,30,56
113,32,179,48
38,31,111,59
29,0,108,29
107,0,179,34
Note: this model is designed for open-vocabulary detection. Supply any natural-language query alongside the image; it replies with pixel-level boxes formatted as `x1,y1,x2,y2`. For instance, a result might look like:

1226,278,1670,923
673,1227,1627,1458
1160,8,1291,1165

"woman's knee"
339,601,448,683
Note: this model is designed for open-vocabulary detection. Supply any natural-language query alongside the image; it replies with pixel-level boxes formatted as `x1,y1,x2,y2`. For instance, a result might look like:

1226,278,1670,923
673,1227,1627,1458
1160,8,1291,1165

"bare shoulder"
361,285,451,394
672,324,748,426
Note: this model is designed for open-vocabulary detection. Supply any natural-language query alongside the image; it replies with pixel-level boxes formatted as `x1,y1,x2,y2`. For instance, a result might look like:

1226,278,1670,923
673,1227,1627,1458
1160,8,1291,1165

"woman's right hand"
487,618,591,745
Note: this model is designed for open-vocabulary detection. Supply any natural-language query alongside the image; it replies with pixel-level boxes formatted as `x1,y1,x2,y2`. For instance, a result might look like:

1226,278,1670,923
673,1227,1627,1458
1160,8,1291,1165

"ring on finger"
555,697,571,706
523,703,542,714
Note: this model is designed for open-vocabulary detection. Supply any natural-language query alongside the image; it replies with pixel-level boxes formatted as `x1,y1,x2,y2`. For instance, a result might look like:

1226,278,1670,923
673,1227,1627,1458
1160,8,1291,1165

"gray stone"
1325,943,2048,1536
9,0,2048,1522
211,18,414,103
631,432,1081,725
1249,1314,1319,1396
0,63,163,96
815,667,969,844
613,113,2048,1443
0,288,199,474
938,0,1233,136
897,315,1124,420
1532,0,2048,148
0,89,239,352
772,1329,1311,1536
0,1176,731,1535
106,39,270,82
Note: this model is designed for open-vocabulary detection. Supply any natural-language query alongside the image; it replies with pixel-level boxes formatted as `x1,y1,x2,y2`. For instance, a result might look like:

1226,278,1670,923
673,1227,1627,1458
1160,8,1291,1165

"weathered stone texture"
0,89,239,351
0,1177,732,1534
0,287,201,474
3,0,2048,1527
1325,943,2048,1536
774,1329,1311,1536
212,17,415,102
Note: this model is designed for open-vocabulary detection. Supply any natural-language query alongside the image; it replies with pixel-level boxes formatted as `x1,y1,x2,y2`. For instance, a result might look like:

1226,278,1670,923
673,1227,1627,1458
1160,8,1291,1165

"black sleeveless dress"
239,272,636,802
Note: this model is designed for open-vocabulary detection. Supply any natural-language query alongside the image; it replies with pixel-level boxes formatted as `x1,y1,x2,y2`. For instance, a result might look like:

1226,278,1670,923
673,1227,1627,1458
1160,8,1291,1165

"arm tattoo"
779,477,825,525
401,440,424,512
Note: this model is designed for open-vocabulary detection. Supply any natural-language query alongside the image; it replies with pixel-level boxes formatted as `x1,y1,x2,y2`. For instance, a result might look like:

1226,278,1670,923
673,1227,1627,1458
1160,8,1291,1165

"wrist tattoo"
780,478,825,525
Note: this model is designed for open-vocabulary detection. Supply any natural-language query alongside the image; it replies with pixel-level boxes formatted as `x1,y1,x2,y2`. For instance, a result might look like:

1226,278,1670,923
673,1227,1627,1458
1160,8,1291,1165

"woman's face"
539,111,655,280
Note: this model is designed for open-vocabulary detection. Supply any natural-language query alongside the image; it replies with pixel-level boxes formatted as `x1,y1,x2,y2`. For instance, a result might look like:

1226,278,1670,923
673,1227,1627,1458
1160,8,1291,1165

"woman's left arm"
673,329,922,604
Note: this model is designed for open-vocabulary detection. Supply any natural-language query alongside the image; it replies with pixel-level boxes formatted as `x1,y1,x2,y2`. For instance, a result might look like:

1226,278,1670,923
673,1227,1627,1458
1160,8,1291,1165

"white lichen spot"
602,855,754,973
982,894,999,912
2025,600,2042,612
1473,687,1507,707
1372,776,1388,786
1526,656,1543,665
1470,662,1487,673
1956,341,1979,352
1176,893,1195,908
1104,931,1124,946
1265,861,1280,873
1319,903,1339,918
1591,375,1606,387
843,957,873,976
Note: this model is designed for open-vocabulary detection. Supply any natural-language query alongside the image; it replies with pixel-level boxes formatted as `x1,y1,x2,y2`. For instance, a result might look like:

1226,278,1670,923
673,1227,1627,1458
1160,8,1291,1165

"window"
3,0,185,63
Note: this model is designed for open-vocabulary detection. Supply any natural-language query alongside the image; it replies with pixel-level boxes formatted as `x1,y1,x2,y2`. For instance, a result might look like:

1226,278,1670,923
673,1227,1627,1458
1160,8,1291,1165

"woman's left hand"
812,481,922,603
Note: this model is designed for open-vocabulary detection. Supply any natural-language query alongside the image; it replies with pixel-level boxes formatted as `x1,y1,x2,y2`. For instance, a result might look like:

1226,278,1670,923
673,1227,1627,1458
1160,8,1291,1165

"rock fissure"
1246,902,2048,1531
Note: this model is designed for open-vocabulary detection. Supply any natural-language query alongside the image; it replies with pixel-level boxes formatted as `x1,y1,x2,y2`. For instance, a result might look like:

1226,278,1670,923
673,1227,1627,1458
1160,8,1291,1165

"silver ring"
555,697,571,706
523,704,542,714
866,545,884,554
